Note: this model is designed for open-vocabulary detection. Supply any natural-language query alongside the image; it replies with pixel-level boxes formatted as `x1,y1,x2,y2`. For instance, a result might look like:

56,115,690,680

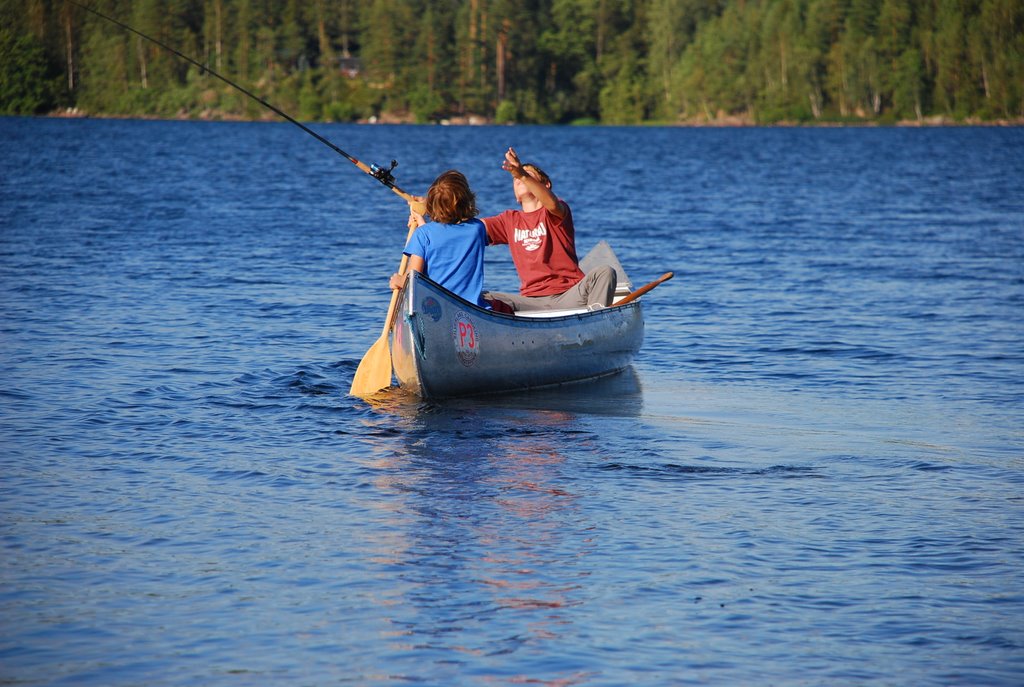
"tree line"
2,0,1022,124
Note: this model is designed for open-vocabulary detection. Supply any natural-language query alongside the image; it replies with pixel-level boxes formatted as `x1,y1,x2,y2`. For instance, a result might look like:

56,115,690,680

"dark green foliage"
0,29,60,114
2,0,1019,123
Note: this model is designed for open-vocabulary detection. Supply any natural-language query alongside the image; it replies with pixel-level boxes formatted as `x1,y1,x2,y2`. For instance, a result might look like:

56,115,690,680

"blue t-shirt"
404,218,489,308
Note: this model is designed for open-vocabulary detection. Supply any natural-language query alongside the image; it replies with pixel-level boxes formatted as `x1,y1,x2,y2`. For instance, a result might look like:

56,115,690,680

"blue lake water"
1,116,1023,685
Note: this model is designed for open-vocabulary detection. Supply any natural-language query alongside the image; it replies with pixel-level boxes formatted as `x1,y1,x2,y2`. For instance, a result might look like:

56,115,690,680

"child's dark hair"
426,170,477,224
523,163,551,187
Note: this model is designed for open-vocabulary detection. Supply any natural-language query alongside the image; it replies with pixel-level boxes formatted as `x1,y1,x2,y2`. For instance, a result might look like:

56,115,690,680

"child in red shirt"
482,147,616,311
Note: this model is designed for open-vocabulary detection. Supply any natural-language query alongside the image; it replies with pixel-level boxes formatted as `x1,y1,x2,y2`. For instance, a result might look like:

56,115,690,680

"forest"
1,0,1022,124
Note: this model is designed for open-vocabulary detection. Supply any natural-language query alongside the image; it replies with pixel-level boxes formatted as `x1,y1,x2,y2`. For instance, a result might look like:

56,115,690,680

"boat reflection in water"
354,389,614,685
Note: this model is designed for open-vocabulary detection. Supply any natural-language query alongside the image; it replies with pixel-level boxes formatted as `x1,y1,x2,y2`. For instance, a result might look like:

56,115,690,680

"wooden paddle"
349,210,423,397
613,271,674,307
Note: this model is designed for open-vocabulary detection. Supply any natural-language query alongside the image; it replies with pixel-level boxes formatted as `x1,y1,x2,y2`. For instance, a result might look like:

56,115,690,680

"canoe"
390,242,646,399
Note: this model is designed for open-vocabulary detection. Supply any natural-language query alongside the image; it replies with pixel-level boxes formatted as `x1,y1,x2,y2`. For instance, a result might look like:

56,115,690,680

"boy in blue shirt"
390,170,508,312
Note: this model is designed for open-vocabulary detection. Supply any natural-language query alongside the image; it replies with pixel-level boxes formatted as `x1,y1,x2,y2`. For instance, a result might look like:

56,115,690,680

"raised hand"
502,147,526,178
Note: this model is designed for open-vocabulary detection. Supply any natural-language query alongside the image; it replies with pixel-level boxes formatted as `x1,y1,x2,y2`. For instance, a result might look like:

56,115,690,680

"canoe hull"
391,272,644,399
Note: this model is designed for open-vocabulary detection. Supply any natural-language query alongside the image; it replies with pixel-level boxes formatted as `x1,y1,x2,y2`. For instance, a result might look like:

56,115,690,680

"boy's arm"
391,212,427,290
390,254,426,290
503,147,567,218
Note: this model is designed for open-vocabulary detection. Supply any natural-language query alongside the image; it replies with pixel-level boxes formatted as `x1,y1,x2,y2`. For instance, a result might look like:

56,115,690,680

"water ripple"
1,119,1021,687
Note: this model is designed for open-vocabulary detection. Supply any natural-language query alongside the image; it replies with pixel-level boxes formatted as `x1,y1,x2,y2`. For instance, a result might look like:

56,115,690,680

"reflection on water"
456,367,645,418
350,382,616,683
358,366,643,419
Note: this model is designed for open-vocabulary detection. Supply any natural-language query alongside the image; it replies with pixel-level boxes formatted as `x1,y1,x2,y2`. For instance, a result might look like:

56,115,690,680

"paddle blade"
349,334,393,396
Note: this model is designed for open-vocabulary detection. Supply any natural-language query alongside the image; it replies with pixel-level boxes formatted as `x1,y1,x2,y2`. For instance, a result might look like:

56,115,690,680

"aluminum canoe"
390,242,646,399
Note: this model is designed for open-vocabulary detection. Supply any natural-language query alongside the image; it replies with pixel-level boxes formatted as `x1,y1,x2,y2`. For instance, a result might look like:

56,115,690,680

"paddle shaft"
614,272,674,307
379,248,414,338
67,0,421,208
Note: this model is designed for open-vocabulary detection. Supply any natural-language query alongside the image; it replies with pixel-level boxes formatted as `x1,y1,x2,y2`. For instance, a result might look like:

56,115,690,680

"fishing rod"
66,0,418,205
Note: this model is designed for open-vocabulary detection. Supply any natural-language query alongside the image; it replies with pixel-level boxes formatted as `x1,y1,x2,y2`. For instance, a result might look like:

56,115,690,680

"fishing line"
66,0,412,198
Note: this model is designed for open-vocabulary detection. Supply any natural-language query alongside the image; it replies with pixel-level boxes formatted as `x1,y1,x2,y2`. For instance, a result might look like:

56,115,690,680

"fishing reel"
370,159,398,188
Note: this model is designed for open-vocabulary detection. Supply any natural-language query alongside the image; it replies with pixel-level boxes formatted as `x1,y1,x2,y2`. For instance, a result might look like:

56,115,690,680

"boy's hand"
502,147,526,179
408,196,426,227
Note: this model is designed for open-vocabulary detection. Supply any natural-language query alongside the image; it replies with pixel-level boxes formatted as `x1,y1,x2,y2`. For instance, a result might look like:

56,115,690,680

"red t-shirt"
484,202,585,297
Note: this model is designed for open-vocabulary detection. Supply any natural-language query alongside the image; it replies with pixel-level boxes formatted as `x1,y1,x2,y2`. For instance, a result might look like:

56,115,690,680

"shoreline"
44,107,1024,128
